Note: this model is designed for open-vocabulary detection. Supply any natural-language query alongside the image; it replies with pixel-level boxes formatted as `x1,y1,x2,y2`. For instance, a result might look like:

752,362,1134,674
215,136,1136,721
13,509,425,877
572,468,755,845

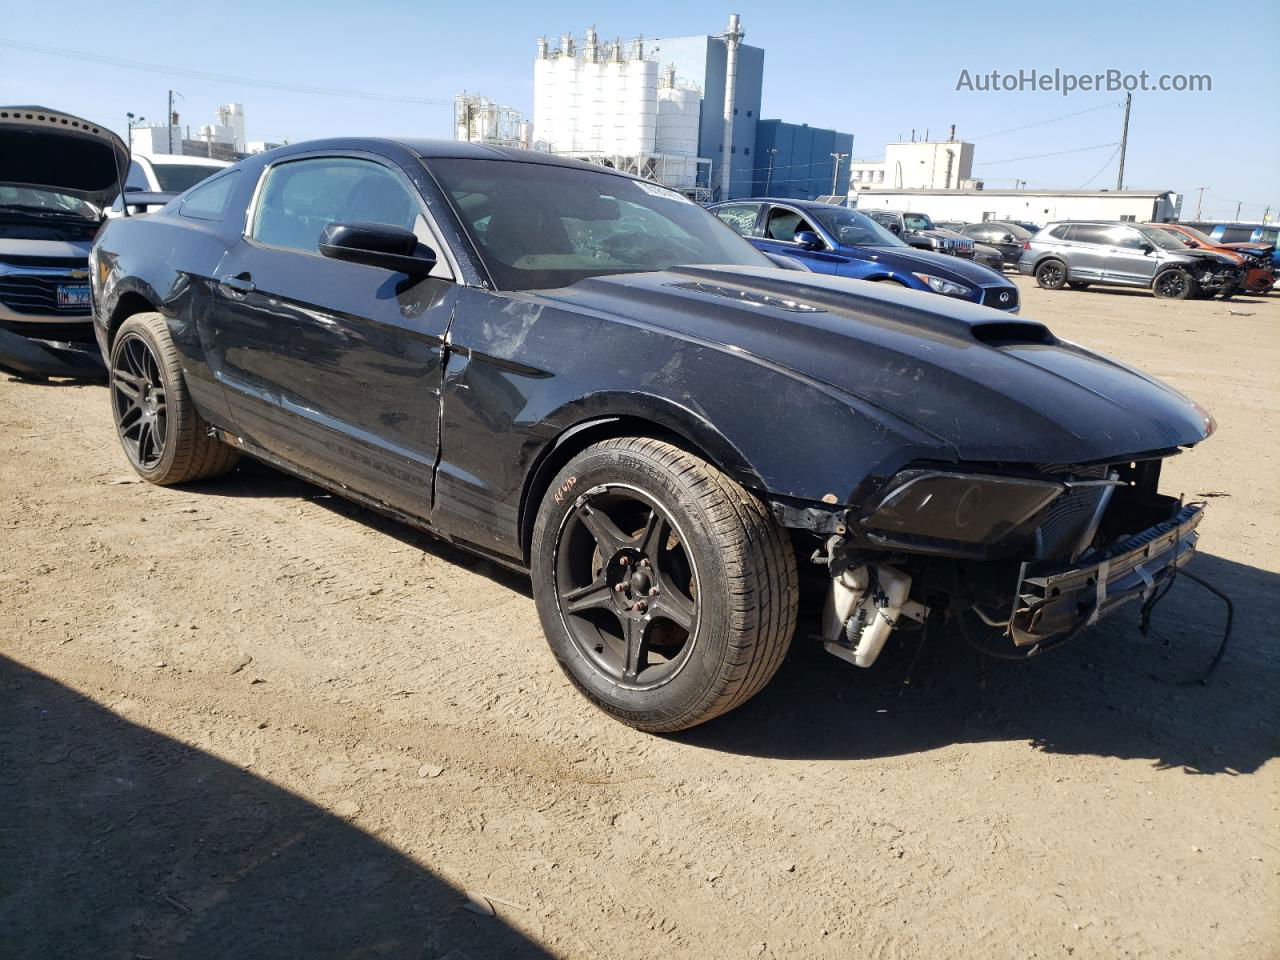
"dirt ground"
2,277,1277,960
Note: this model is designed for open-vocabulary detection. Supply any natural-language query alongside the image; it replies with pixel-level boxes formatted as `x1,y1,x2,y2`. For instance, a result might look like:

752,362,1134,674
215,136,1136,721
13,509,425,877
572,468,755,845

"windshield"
1137,226,1190,251
0,185,97,219
1175,225,1216,246
903,213,934,231
997,222,1033,239
430,159,772,291
811,208,908,248
150,163,225,193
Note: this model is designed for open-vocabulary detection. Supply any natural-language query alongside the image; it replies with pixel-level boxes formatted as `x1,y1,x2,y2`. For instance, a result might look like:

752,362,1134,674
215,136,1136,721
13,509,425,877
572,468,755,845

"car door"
1102,226,1159,286
1062,224,1110,280
207,152,458,517
755,205,846,274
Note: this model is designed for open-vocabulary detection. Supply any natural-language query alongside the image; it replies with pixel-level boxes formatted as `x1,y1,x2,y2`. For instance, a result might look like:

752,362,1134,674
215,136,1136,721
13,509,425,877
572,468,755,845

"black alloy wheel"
1153,268,1195,300
1036,260,1067,289
112,332,168,470
108,311,239,485
553,484,699,689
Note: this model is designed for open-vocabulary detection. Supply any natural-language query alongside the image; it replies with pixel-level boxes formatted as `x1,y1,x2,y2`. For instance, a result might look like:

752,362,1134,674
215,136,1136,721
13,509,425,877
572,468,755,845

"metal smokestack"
720,13,743,201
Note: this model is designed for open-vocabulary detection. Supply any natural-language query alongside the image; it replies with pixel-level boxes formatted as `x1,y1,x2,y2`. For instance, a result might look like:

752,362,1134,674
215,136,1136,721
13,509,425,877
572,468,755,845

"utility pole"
1194,186,1208,220
764,148,778,193
830,152,848,196
167,90,174,154
719,13,744,201
1234,201,1243,221
1116,92,1132,191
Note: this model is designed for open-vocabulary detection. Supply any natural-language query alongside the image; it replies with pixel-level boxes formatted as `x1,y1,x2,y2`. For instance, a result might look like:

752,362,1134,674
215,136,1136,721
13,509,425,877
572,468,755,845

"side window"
251,157,420,255
714,204,761,236
764,208,814,243
124,161,149,192
180,171,241,221
1108,227,1147,249
1220,226,1253,243
1049,224,1073,240
1072,225,1112,246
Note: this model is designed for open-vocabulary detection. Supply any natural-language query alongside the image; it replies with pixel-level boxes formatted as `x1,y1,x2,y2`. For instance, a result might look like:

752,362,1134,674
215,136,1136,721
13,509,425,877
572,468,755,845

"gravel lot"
2,277,1277,960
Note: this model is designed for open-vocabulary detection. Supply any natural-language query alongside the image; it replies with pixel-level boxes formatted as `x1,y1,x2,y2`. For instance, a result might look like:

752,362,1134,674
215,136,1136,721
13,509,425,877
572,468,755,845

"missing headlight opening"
809,457,1228,675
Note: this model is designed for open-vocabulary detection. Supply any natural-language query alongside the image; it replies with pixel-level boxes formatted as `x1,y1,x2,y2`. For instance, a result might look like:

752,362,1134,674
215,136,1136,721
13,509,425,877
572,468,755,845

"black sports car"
91,139,1213,732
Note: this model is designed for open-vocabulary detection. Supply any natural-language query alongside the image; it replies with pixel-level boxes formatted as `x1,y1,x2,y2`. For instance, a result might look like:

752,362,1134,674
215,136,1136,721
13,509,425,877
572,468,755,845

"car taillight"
1022,240,1031,250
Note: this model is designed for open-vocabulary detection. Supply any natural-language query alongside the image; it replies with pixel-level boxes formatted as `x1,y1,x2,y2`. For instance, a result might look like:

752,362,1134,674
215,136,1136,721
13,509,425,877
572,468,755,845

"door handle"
217,274,255,294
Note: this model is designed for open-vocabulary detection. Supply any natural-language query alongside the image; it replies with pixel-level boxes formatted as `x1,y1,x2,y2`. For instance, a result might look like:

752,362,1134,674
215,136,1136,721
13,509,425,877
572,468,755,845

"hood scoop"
971,320,1054,347
666,280,826,314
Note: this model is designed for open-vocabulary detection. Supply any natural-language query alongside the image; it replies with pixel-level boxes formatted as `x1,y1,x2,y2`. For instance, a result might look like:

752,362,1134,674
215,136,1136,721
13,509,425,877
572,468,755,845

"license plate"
57,284,91,308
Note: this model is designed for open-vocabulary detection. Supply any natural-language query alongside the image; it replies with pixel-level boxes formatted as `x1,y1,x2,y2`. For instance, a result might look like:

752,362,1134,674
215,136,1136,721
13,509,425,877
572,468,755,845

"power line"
969,100,1123,141
0,38,454,106
974,142,1119,167
1078,144,1122,188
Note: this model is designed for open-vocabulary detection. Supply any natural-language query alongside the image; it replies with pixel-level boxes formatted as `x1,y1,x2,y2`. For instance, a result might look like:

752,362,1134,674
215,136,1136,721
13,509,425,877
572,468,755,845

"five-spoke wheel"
532,437,798,733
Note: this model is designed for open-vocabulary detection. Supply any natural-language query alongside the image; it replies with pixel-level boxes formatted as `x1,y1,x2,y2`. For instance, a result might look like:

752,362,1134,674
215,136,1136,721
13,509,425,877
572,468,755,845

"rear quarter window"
1220,226,1254,243
180,171,241,222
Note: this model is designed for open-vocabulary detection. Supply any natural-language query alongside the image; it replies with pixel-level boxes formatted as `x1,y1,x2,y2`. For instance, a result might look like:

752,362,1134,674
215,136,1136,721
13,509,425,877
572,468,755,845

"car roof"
713,197,856,212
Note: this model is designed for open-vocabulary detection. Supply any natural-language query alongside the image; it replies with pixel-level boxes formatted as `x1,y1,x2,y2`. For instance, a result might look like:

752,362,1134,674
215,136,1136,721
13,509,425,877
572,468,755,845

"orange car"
1149,223,1275,295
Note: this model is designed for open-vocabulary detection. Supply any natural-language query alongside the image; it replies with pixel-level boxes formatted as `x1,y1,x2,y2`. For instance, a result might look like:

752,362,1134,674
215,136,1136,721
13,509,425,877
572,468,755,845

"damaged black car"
0,106,131,379
91,140,1214,732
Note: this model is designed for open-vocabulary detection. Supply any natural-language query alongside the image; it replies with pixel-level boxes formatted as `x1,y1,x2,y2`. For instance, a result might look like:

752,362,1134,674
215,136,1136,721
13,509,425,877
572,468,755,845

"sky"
2,0,1276,222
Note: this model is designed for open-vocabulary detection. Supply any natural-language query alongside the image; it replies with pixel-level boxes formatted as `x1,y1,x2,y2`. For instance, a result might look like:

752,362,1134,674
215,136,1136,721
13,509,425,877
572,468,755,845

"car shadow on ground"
677,552,1279,775
196,457,533,598
0,655,553,960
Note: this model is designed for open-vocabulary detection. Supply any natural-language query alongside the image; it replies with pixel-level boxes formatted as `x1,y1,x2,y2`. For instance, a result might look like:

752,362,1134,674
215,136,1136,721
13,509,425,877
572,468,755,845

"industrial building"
848,138,976,191
529,17,852,202
128,102,267,160
753,120,854,200
853,188,1183,225
454,93,530,148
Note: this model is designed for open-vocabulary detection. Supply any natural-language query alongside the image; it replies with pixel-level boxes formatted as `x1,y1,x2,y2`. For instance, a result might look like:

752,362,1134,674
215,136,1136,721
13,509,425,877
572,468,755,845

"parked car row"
0,106,1219,735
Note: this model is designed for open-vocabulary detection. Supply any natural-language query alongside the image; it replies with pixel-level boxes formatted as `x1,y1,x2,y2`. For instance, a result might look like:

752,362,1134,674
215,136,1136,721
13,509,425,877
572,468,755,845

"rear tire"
109,312,239,485
1152,268,1196,300
1036,259,1068,289
530,437,798,733
1067,281,1091,290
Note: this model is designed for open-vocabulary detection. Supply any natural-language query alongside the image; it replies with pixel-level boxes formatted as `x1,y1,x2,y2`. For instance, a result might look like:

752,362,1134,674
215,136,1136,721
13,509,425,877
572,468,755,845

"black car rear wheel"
109,312,239,485
1152,268,1196,300
1036,260,1068,289
531,437,798,732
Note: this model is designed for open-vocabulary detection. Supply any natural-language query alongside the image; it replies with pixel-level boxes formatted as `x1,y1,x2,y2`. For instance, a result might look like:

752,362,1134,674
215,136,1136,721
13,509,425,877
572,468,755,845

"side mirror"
887,222,902,234
793,230,823,251
1139,242,1155,255
1185,239,1200,247
319,222,436,276
1001,234,1015,244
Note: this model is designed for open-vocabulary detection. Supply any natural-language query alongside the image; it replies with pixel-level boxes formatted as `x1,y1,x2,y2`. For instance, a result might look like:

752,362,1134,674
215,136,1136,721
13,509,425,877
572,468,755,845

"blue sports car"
710,198,1021,312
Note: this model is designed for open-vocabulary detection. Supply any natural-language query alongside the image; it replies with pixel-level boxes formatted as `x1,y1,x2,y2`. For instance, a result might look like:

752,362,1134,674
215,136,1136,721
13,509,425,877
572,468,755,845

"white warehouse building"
849,139,976,191
853,188,1183,225
533,28,710,196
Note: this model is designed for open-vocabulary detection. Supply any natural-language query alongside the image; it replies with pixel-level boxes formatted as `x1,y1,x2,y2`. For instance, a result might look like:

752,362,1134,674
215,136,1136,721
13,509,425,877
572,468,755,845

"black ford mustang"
91,139,1213,732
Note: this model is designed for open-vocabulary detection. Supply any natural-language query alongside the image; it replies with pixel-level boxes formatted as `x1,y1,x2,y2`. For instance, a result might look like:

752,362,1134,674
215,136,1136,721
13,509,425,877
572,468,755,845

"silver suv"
1018,221,1243,300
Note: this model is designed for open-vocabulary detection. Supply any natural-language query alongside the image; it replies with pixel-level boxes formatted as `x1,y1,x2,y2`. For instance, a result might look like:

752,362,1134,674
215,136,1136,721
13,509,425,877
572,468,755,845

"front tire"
109,312,239,485
1152,268,1196,300
1036,259,1068,289
530,437,798,733
1067,281,1091,290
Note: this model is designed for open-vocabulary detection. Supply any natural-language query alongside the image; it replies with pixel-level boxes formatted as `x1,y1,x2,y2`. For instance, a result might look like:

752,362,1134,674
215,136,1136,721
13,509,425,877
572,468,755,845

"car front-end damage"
774,452,1208,668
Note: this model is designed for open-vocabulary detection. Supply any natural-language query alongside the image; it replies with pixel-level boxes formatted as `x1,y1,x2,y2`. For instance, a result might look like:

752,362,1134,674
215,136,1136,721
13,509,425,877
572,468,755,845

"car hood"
845,244,1008,285
0,237,92,260
534,265,1212,466
0,106,129,210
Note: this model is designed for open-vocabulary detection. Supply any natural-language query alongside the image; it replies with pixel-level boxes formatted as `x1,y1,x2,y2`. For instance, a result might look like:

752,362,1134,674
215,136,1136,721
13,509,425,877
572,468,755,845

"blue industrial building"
752,121,855,201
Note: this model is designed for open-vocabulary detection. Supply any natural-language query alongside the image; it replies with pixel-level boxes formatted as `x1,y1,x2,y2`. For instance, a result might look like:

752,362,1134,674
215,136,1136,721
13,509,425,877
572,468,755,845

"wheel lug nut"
619,556,630,566
640,558,649,568
614,583,626,593
648,587,659,596
634,601,647,613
